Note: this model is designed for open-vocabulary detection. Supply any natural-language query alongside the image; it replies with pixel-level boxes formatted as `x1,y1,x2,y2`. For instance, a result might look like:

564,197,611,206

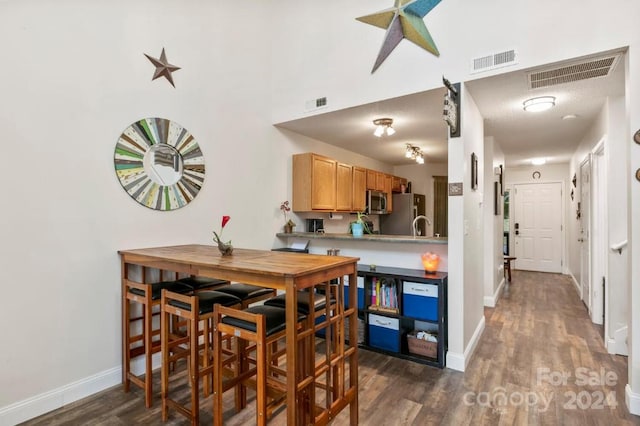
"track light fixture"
373,118,395,137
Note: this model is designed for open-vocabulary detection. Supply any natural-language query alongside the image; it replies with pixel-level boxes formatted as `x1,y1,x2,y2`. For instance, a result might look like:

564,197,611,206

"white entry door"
579,156,591,312
513,182,563,273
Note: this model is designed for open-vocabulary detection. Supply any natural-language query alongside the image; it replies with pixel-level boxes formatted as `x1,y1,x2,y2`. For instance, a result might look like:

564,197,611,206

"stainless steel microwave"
366,190,388,214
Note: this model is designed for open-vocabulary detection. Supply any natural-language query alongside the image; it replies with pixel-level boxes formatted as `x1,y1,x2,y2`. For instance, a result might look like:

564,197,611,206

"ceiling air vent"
471,49,517,74
527,54,621,89
304,97,328,112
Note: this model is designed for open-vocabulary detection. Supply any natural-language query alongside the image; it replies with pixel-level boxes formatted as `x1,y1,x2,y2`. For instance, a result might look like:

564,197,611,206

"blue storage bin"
315,314,328,337
344,276,365,310
368,313,400,353
402,282,438,321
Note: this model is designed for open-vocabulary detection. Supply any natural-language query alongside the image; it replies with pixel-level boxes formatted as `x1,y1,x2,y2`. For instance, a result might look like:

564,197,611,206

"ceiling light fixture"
523,96,556,112
373,118,395,137
405,144,425,164
531,158,546,165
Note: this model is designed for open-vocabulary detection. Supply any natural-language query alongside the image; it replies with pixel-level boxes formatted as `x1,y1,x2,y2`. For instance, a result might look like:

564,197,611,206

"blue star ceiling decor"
357,0,441,73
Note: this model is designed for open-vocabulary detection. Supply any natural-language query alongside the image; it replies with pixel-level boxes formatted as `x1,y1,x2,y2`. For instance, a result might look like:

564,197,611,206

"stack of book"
369,277,399,313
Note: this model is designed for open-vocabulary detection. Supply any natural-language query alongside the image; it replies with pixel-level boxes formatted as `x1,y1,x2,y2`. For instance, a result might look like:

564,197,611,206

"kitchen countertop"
276,232,448,245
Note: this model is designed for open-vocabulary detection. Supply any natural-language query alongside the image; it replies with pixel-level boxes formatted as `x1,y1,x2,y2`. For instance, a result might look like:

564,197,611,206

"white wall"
0,1,284,422
568,97,629,353
626,46,640,416
444,84,486,371
483,137,505,307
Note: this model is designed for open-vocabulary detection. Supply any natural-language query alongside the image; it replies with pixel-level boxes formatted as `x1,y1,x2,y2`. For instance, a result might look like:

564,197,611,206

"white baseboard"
0,366,121,425
568,272,582,297
626,384,640,416
445,316,486,373
607,338,618,355
446,351,465,372
484,278,505,308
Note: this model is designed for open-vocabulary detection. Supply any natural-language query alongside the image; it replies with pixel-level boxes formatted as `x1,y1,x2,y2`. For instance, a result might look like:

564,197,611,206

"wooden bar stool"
213,305,306,426
265,286,341,418
122,278,194,408
160,289,241,425
504,256,516,282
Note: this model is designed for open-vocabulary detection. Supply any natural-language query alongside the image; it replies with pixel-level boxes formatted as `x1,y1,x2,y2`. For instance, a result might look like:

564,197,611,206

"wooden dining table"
119,244,360,425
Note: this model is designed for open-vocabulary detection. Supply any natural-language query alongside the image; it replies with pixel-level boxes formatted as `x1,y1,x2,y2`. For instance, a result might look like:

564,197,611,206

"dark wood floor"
22,271,640,425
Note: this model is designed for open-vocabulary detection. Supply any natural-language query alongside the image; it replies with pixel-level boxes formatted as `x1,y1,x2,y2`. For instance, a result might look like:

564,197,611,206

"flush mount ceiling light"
405,144,424,164
373,118,395,137
531,158,546,165
523,96,556,112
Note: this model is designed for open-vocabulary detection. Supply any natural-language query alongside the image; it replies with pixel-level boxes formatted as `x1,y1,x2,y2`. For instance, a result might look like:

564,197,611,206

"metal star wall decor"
357,0,442,73
144,48,181,87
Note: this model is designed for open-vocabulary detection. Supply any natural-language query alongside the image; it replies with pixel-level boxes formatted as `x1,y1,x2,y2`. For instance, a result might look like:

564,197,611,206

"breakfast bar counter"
119,244,360,425
276,231,448,245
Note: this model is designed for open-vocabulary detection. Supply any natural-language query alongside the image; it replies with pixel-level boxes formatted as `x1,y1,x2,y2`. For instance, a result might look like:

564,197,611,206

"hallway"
22,271,639,425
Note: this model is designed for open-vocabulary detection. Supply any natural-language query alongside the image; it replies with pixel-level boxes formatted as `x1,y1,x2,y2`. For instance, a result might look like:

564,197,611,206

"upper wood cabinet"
293,153,336,211
336,162,353,211
293,153,406,213
366,169,385,191
392,176,408,193
384,174,393,212
352,166,367,212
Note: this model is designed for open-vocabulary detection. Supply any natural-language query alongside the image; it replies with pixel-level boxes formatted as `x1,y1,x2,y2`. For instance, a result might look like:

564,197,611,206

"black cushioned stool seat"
177,276,229,290
263,291,335,315
129,281,193,300
221,305,306,336
169,290,241,314
215,283,275,301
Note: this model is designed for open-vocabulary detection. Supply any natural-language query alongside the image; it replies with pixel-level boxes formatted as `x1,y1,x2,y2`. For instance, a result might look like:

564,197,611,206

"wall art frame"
471,152,478,190
114,117,205,211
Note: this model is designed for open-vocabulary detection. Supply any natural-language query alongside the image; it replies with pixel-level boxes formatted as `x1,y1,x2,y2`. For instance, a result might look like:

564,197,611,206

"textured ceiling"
275,50,625,166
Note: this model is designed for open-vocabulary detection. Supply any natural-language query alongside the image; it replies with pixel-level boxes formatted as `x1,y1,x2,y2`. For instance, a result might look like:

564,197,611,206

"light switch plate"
449,182,463,196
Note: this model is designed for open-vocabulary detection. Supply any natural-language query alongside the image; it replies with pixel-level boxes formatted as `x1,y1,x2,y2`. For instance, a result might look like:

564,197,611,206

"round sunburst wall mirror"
114,117,205,211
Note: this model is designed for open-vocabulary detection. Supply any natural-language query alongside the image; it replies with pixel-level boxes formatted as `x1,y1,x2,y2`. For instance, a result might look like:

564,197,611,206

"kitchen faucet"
412,215,432,237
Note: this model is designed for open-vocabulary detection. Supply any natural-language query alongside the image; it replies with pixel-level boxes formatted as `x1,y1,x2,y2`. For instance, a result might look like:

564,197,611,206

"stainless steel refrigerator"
380,193,426,236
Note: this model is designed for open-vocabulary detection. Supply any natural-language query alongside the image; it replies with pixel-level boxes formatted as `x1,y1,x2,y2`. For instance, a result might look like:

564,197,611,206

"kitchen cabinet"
357,264,447,368
352,166,367,212
392,176,408,193
293,152,407,213
336,162,353,211
384,174,393,212
293,153,336,211
366,169,385,191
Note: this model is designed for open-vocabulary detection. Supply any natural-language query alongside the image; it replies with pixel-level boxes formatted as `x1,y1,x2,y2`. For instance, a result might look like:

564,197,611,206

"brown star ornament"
144,48,181,87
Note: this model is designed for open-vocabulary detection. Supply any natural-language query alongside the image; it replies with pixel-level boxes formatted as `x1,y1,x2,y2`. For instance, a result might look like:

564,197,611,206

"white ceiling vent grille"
527,54,621,89
471,49,517,74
